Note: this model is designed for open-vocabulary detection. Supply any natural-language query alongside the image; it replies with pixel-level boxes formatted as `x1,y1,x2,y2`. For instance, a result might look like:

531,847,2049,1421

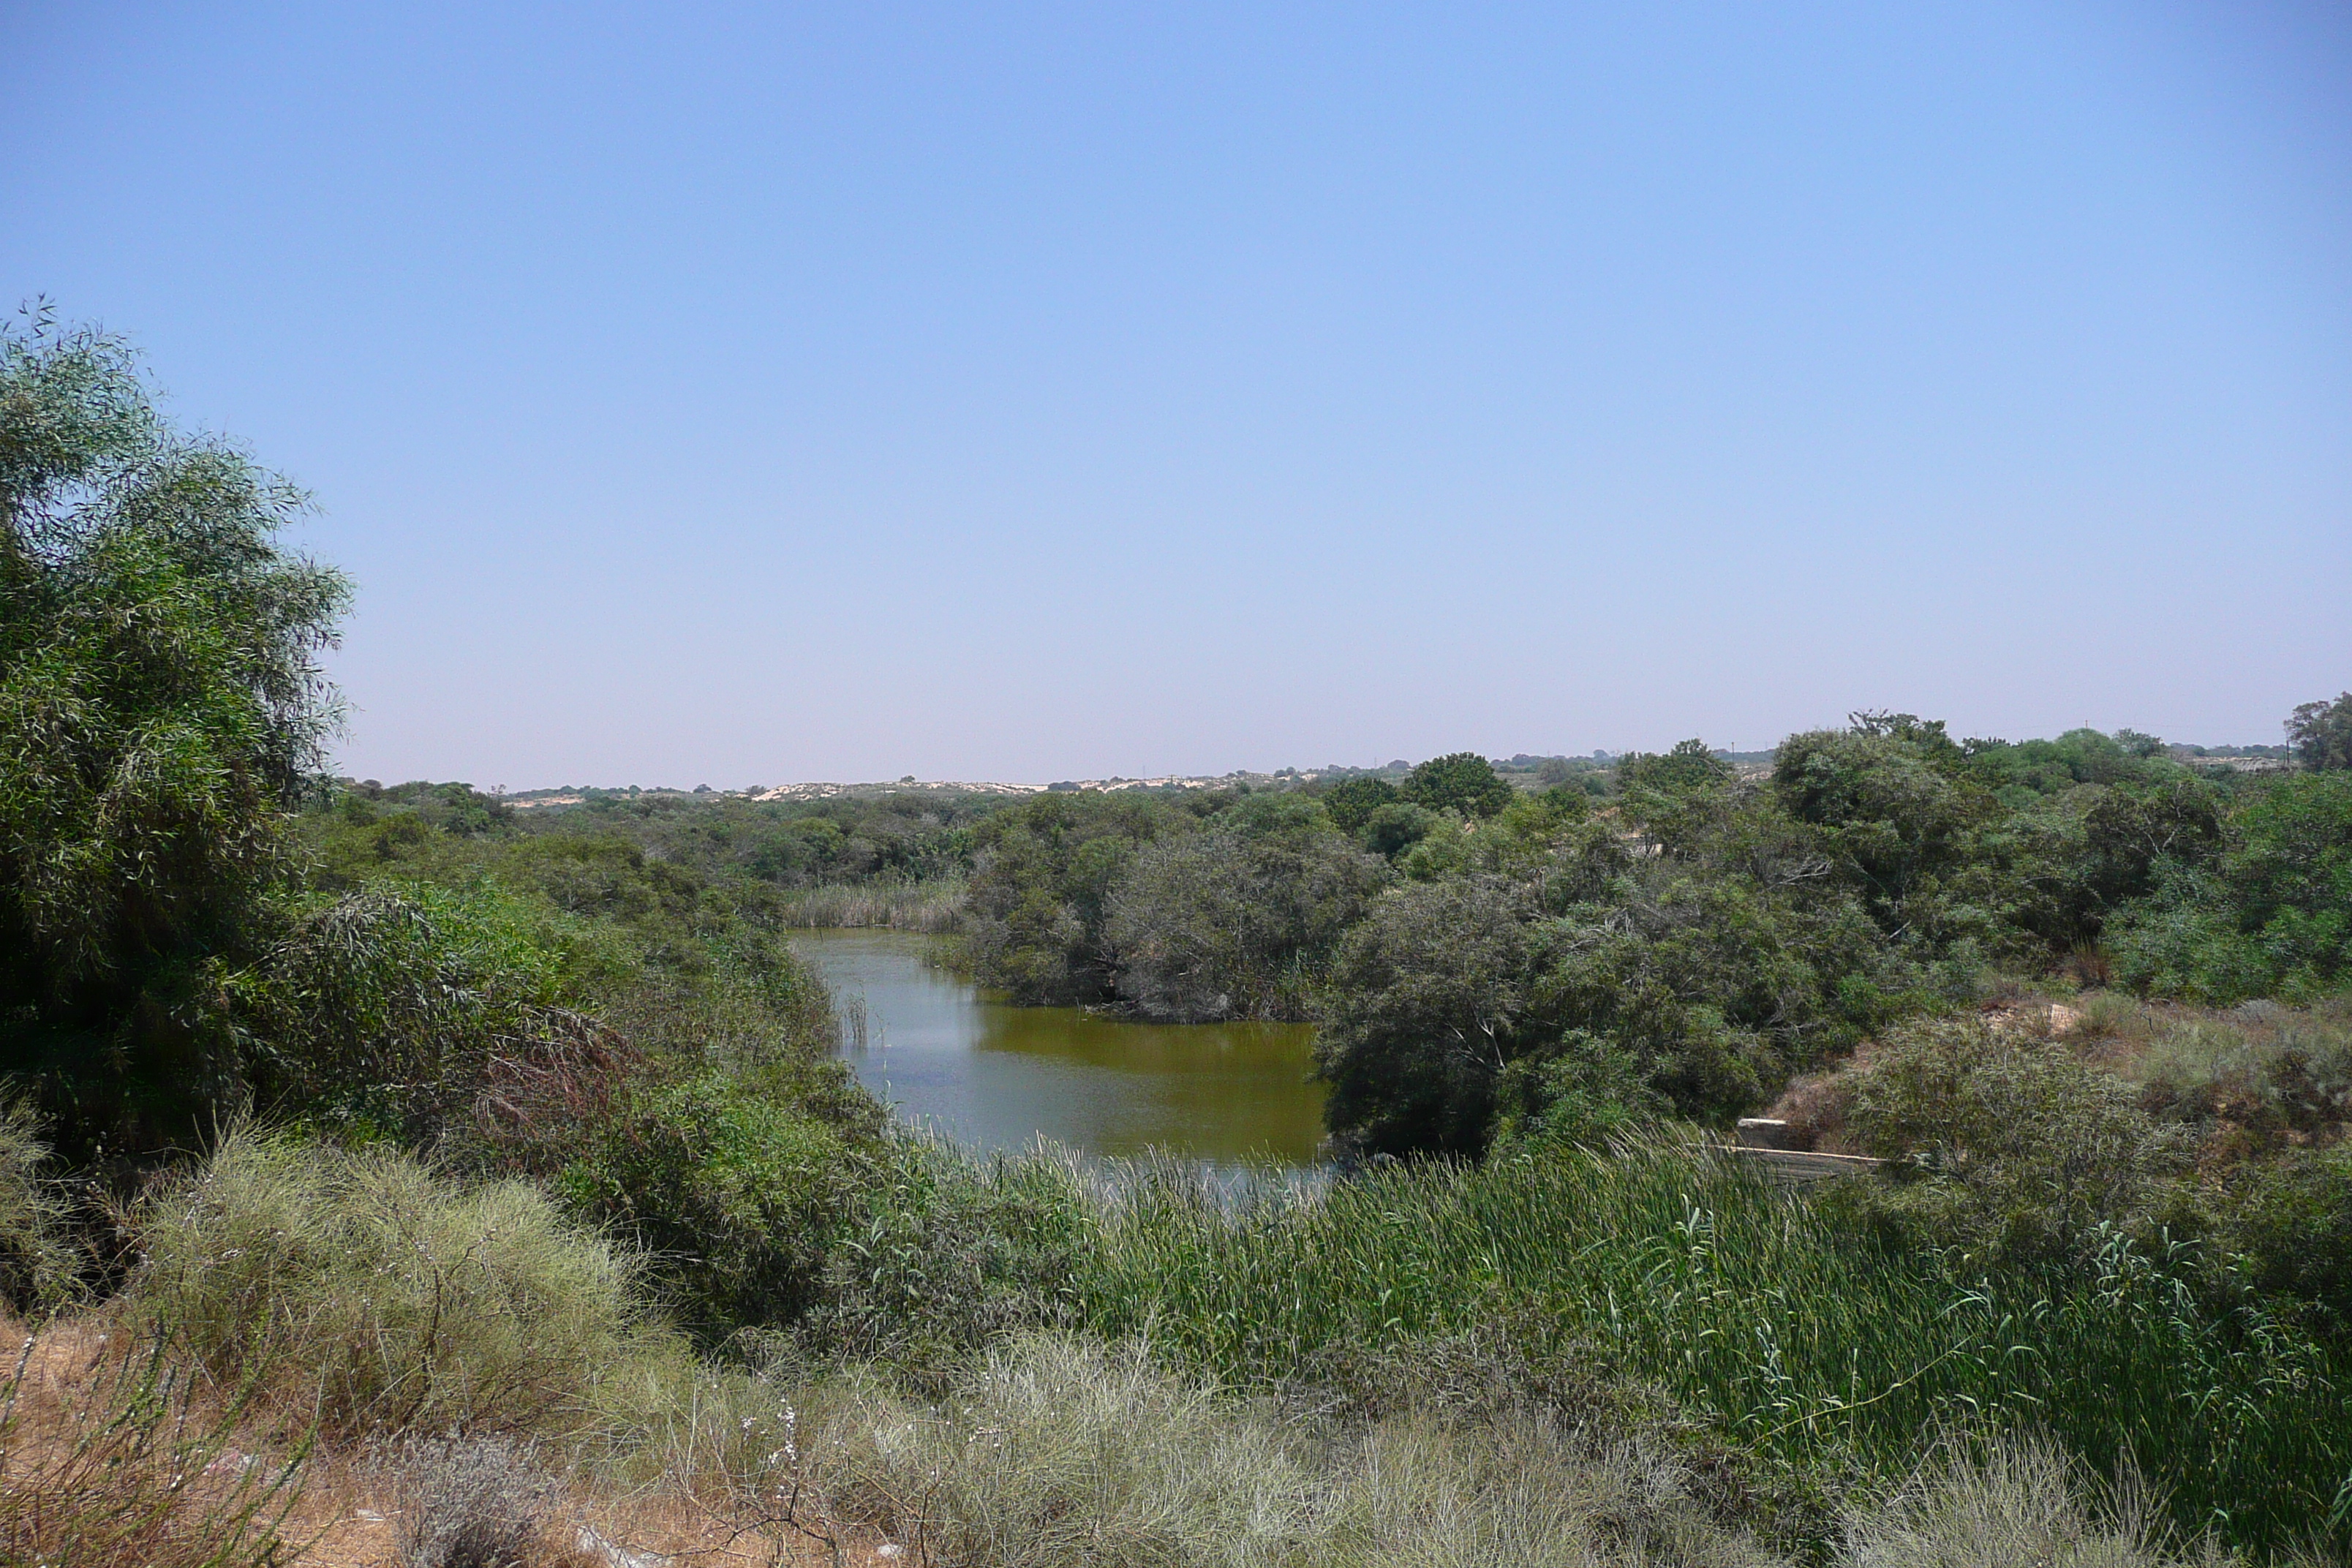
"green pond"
791,930,1326,1166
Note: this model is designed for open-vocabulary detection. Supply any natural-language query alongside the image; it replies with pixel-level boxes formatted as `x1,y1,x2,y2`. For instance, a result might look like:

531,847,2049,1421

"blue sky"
4,2,2347,786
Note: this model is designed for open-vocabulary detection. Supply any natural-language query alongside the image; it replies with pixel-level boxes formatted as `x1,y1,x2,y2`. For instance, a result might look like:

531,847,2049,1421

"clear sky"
4,3,2347,786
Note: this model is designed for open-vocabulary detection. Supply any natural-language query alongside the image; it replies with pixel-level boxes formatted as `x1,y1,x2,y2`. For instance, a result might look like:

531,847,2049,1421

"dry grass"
0,1318,306,1567
1836,1440,2226,1568
0,1315,900,1568
126,1129,692,1442
791,1330,2282,1568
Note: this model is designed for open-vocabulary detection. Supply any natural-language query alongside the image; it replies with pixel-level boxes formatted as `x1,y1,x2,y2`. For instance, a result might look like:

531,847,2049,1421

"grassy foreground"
15,1124,2349,1564
1063,1142,2349,1551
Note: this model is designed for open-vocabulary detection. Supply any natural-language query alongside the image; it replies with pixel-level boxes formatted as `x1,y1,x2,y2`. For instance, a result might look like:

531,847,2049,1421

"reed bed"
773,878,968,932
1066,1142,2350,1555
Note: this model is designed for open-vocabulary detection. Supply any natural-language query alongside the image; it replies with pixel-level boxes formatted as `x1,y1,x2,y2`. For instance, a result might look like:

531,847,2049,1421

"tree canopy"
1,309,350,1154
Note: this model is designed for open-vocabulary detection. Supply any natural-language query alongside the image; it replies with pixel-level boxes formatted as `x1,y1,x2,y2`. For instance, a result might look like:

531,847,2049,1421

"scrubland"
10,313,2352,1564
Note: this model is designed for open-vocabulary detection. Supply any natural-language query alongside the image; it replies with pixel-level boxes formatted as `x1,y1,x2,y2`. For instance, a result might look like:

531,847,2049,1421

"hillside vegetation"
6,315,2352,1564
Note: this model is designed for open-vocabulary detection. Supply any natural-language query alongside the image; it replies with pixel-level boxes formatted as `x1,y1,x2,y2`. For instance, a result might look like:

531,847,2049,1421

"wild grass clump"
805,1330,1782,1568
0,1333,304,1567
389,1433,582,1568
1836,1441,2219,1568
2125,998,2352,1147
1067,1140,2350,1555
128,1129,689,1440
0,1095,72,1309
813,1333,1324,1566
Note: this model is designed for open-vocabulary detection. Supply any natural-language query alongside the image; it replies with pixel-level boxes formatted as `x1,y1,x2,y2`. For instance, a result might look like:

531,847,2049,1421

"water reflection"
791,929,1326,1166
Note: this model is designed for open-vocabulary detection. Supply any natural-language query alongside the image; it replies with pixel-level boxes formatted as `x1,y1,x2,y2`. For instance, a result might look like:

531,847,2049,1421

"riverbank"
794,927,1327,1164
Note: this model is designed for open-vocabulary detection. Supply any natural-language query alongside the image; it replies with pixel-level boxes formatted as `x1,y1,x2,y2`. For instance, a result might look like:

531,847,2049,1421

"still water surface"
791,930,1325,1165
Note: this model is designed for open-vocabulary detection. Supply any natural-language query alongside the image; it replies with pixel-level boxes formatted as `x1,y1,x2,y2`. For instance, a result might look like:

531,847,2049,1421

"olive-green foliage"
284,795,867,1134
131,1129,685,1439
1773,718,1992,932
1538,813,1902,1118
2214,1144,2352,1340
512,785,1000,889
961,792,1188,1003
1837,1019,2188,1268
1964,725,2185,804
799,1134,1091,1382
1618,738,1735,797
2109,772,2352,1003
556,1071,864,1342
1401,752,1515,819
1317,772,1400,833
0,313,350,1158
1322,771,1912,1157
1316,878,1539,1157
226,881,585,1141
1107,794,1390,1021
1493,1030,1669,1152
1358,799,1439,861
2288,691,2352,772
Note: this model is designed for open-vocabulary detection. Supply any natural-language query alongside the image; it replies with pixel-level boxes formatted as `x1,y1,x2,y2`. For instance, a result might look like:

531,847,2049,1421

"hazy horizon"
7,3,2346,785
355,723,2303,798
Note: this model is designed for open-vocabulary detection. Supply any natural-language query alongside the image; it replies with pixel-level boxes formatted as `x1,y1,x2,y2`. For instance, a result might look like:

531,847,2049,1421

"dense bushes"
1836,1019,2189,1267
1107,794,1389,1021
962,791,1187,1003
2111,772,2352,1003
1,314,350,1161
555,1071,864,1341
1316,879,1539,1156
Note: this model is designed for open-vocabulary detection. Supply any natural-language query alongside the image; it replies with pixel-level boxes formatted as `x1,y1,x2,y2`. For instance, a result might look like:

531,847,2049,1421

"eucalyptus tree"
0,307,350,1153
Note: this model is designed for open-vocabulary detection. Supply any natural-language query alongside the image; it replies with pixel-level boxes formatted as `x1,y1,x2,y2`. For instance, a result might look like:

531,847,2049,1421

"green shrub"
0,313,350,1164
1315,878,1537,1157
2214,1144,2352,1337
961,793,1185,1004
1839,1019,2189,1266
2111,772,2352,1004
129,1130,684,1439
227,882,595,1142
799,1135,1090,1382
1492,1030,1669,1151
1106,795,1387,1022
557,1072,863,1341
1401,752,1515,819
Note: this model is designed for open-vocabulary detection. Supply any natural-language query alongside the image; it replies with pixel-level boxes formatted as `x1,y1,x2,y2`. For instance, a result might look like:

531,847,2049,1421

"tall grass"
807,1330,1786,1568
774,878,967,932
800,1330,2255,1568
1066,1142,2349,1555
0,1333,305,1567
